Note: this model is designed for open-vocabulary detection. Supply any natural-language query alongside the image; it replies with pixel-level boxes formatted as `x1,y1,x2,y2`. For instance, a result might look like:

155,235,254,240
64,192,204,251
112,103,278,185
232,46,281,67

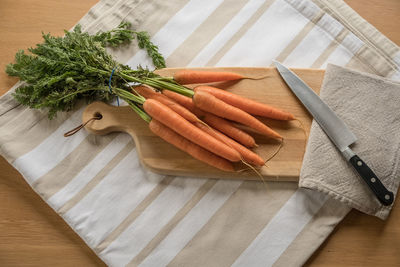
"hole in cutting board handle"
94,112,103,120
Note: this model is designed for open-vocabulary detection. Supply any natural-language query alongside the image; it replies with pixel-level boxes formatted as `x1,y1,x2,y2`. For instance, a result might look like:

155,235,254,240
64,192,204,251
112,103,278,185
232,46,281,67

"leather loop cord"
64,115,102,137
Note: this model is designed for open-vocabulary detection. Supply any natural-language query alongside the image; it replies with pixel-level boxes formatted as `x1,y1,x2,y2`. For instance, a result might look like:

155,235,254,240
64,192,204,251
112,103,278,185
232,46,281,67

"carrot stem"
127,102,151,123
117,71,195,97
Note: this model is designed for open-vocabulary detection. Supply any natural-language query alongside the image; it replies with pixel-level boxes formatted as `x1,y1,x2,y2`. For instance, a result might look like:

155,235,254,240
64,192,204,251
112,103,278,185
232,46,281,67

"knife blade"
274,61,394,206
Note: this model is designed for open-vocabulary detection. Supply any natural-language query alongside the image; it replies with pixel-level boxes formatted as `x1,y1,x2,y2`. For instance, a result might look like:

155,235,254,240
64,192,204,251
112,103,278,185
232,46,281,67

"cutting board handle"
82,101,145,136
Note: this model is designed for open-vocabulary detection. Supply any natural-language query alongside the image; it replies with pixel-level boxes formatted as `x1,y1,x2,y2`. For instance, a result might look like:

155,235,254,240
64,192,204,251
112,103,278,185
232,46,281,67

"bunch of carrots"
5,22,295,172
128,69,295,172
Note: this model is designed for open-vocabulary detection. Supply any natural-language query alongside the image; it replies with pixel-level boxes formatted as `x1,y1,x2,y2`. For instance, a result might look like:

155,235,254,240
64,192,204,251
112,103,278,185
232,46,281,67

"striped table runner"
1,0,399,266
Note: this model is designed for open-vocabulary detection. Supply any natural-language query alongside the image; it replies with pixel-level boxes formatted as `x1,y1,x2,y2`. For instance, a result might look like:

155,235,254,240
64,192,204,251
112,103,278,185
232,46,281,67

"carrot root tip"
264,137,284,164
243,74,273,80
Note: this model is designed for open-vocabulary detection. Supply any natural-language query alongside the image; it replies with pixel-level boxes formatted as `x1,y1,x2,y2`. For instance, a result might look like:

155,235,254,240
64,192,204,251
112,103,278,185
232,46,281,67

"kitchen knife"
274,61,394,206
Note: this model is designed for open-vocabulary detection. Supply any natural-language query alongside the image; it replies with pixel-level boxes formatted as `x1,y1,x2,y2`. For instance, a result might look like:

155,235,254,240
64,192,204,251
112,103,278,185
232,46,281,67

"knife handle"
349,155,394,206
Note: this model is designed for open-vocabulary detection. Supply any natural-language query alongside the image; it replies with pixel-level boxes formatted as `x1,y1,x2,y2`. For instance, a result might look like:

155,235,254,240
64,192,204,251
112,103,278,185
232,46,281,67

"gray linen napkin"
299,64,400,220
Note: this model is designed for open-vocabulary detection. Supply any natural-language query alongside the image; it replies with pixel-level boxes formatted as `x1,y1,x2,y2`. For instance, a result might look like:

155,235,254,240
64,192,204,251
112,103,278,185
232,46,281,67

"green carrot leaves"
5,21,192,119
135,31,166,69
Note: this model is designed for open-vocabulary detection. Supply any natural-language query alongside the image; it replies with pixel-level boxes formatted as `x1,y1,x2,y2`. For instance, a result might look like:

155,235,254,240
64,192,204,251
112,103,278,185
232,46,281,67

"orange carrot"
193,91,282,139
134,86,199,123
162,89,256,147
201,113,256,148
174,70,244,84
195,85,295,120
194,122,264,166
143,99,241,162
149,119,234,172
150,90,260,163
132,85,159,99
162,89,198,112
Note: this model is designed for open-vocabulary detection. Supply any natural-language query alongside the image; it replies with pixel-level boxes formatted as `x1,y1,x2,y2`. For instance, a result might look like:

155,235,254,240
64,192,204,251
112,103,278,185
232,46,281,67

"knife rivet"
370,177,376,183
357,161,362,166
385,194,391,200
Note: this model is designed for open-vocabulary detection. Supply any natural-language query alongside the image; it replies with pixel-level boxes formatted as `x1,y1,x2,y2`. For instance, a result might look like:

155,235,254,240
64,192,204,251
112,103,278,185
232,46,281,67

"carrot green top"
5,21,193,119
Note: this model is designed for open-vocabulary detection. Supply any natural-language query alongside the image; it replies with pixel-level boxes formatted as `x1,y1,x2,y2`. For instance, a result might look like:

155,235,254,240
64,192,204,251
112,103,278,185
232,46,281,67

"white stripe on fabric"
48,133,132,210
139,180,242,267
126,0,224,69
316,13,344,38
231,189,329,267
341,33,364,55
99,177,207,266
393,51,400,66
215,0,309,66
284,0,320,19
283,24,334,67
390,70,400,81
13,107,86,184
64,148,165,248
321,43,354,68
188,0,267,67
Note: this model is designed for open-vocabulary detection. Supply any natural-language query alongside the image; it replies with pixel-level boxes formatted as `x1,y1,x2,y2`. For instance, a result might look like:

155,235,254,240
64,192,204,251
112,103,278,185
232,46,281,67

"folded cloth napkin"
299,64,400,220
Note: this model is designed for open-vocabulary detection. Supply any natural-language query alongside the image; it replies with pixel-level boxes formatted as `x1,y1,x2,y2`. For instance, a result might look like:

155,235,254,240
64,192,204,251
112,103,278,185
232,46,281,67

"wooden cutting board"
82,67,324,181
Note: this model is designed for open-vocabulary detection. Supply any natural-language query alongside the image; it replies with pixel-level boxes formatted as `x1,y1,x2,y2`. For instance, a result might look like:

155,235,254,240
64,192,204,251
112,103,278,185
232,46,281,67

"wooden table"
0,0,399,266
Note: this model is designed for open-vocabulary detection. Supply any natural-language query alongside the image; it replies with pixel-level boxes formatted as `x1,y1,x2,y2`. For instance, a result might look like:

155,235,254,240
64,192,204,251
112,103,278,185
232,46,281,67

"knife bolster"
342,147,355,160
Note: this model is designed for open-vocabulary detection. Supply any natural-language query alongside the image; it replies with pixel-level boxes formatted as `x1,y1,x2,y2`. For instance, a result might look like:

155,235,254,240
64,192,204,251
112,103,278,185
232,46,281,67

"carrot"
195,85,295,120
134,85,199,123
142,91,259,165
162,89,198,112
173,70,244,84
162,89,256,147
132,85,160,99
201,113,256,148
143,99,241,162
194,122,264,166
193,91,282,139
149,119,234,172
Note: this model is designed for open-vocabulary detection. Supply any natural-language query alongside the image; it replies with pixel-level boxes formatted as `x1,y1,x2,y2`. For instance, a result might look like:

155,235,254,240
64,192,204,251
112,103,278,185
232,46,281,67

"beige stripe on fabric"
0,102,85,161
77,0,112,28
345,54,378,75
272,198,351,267
126,0,190,36
0,82,22,116
127,179,218,266
95,175,175,253
82,0,142,33
311,28,349,68
206,0,276,66
355,45,396,77
273,11,325,64
32,134,116,200
0,106,56,161
168,181,298,267
166,0,250,67
58,141,135,215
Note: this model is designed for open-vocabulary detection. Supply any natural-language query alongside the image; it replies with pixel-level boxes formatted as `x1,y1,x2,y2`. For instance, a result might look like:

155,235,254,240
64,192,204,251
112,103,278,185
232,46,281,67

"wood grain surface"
0,0,399,266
